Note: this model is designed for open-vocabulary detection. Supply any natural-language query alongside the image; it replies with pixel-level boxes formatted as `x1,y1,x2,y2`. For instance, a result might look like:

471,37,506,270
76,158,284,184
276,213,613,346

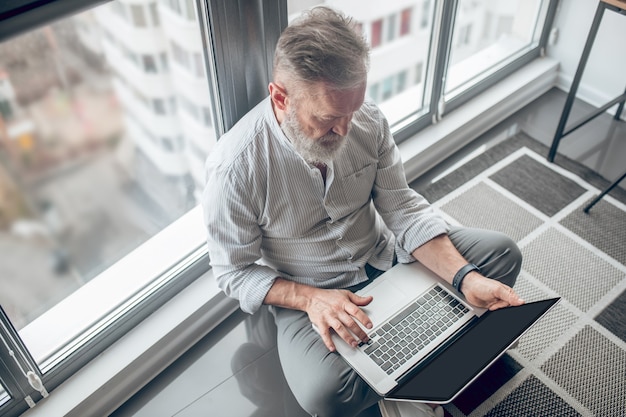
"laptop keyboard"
362,285,470,375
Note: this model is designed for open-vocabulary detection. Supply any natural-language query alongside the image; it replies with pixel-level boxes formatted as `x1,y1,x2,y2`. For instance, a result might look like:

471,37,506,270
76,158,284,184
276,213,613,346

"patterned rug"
409,132,626,417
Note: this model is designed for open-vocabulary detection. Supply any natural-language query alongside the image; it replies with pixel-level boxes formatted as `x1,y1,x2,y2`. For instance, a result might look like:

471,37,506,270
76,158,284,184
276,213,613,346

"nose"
331,115,352,136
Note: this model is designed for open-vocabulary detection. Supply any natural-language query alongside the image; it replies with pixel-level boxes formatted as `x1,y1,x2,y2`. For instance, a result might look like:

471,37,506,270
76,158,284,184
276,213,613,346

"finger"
496,285,524,306
488,299,510,311
349,293,373,306
319,327,336,352
344,301,373,332
341,311,370,343
330,319,360,348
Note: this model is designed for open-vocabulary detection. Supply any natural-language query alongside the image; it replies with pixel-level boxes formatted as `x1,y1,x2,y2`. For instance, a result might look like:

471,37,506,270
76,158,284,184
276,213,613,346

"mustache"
318,132,344,144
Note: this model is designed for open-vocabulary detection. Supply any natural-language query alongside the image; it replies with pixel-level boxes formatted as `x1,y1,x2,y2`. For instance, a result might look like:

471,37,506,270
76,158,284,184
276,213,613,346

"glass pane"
444,0,546,99
0,0,216,365
0,384,9,408
287,0,436,128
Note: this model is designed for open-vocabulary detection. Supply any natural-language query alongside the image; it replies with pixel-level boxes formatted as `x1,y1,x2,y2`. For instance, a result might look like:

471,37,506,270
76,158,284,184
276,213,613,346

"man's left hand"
460,271,524,310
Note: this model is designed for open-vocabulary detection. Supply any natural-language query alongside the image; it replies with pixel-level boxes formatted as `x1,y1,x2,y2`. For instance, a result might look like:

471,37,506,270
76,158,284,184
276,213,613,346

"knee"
293,363,376,417
485,233,522,288
297,377,344,417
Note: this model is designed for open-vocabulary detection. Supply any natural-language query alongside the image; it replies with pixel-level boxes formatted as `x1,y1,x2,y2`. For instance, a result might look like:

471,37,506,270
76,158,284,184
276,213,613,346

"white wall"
548,0,626,113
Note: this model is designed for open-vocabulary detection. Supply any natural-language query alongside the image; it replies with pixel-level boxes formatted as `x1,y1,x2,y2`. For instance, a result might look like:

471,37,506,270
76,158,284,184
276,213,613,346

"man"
202,6,524,417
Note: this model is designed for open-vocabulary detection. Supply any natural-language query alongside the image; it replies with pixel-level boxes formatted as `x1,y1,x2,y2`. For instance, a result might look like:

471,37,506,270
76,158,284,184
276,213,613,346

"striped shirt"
202,97,448,314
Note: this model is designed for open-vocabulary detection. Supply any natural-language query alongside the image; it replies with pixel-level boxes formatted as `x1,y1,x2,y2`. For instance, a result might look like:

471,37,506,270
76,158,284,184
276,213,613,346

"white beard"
281,108,347,165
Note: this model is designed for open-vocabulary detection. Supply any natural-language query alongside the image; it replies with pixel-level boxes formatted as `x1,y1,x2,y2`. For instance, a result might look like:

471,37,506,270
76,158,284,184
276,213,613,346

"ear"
268,82,288,112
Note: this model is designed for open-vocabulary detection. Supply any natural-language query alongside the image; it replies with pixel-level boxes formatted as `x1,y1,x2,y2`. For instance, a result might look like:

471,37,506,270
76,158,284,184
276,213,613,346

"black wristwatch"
452,263,480,294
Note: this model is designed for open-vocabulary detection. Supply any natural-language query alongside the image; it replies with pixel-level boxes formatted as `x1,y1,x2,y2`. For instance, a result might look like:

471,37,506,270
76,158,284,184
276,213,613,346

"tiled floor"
112,87,625,417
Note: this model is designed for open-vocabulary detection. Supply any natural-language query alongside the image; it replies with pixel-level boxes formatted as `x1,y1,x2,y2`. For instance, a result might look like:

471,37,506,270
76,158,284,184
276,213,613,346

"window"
368,83,380,102
160,52,169,72
444,0,548,103
386,14,396,43
397,70,408,93
193,52,205,78
163,0,196,21
166,0,181,15
370,19,383,48
185,0,197,20
400,8,412,36
143,54,157,73
415,61,424,85
131,4,147,27
289,0,555,141
0,0,224,414
421,0,431,29
150,3,160,26
171,40,190,69
456,24,472,47
153,98,166,114
381,76,394,101
202,106,213,127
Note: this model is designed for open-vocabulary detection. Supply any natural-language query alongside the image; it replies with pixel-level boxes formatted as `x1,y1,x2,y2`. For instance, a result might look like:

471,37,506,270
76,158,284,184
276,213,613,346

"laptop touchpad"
359,281,409,326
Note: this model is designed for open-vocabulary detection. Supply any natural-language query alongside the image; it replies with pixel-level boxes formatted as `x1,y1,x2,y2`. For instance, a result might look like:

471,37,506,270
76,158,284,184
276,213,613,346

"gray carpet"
411,132,626,417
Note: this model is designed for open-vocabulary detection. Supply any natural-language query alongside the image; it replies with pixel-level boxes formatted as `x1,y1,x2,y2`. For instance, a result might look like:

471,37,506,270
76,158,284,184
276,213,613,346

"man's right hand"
306,288,374,352
264,278,374,351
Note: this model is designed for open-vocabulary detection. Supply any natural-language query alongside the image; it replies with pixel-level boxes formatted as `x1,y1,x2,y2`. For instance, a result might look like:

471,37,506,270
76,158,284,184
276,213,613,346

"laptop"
326,262,560,403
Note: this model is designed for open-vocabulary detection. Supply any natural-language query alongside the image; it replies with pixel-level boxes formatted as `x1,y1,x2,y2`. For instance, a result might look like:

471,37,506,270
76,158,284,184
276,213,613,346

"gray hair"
273,6,370,90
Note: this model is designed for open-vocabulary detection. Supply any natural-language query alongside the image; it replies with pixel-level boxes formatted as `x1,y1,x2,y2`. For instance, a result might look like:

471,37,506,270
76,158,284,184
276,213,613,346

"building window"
162,137,174,152
368,83,379,102
193,52,204,78
160,52,169,72
370,19,383,48
421,0,431,29
167,0,182,15
456,24,472,47
381,76,394,101
400,8,412,36
397,70,407,93
130,4,147,27
143,55,157,73
153,98,166,115
386,14,396,43
150,3,160,26
185,0,197,20
111,1,126,19
415,61,424,85
171,40,190,69
202,106,212,127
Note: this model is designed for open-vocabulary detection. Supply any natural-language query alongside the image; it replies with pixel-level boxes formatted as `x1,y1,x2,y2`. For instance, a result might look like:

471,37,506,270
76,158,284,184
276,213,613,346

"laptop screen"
388,298,560,402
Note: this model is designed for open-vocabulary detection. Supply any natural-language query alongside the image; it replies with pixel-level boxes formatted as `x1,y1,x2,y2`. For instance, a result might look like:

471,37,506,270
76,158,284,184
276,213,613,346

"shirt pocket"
341,162,376,209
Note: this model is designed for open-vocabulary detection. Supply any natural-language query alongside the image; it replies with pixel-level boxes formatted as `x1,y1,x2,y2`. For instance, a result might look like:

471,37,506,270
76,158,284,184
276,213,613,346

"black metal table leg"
584,170,626,213
548,1,607,162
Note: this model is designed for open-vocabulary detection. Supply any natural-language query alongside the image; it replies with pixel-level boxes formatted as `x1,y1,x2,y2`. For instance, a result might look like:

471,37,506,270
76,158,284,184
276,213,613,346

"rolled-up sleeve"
369,106,449,262
202,161,277,314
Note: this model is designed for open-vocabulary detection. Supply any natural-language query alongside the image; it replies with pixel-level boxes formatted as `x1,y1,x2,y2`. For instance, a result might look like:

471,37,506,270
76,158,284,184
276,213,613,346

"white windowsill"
22,56,559,417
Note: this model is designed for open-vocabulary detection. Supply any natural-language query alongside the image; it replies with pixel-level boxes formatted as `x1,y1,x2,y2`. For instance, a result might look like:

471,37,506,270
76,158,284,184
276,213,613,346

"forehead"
299,82,366,116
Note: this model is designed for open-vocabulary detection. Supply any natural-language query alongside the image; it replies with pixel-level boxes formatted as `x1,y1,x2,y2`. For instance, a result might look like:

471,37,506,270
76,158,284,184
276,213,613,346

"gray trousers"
271,226,522,417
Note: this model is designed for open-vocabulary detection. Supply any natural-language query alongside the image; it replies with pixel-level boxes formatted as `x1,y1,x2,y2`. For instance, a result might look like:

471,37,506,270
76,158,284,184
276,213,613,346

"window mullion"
200,0,288,135
431,0,458,122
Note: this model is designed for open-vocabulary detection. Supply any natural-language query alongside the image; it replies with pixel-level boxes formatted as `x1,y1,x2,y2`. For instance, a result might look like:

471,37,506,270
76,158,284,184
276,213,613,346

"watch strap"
452,263,480,294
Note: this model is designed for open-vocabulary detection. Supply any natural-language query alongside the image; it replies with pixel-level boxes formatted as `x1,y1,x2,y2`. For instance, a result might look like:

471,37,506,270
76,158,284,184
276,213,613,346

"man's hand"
306,288,373,352
460,271,524,310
